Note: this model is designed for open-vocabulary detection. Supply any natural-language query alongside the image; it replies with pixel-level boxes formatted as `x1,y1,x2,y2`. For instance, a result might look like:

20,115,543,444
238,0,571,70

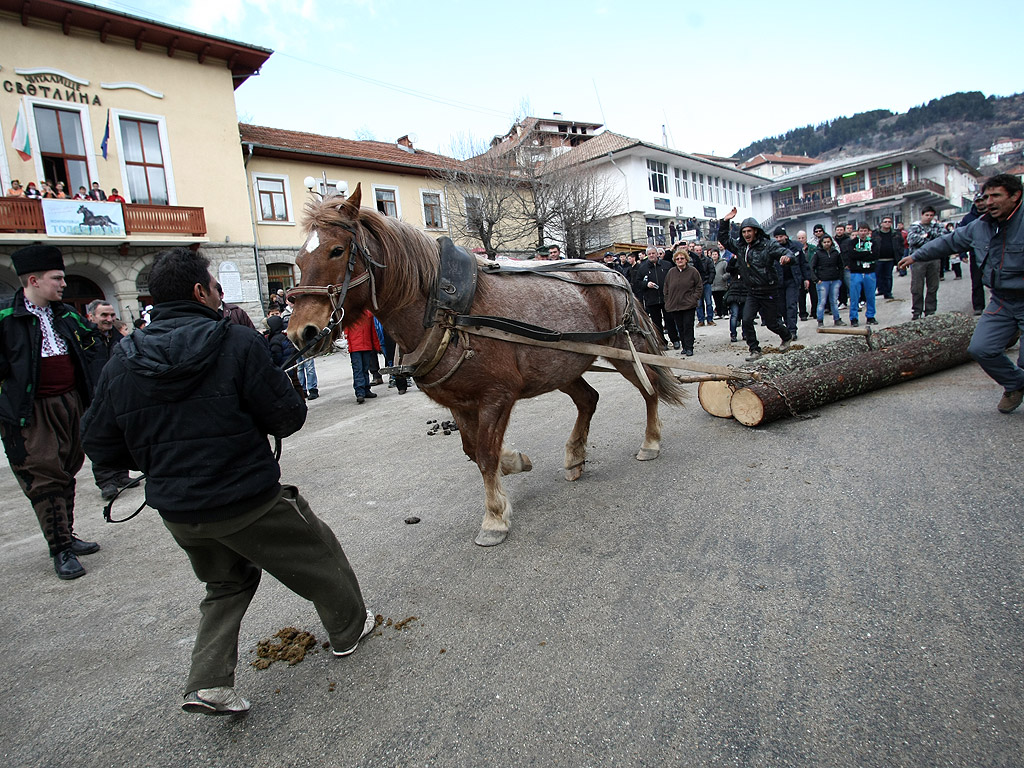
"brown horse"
287,185,686,546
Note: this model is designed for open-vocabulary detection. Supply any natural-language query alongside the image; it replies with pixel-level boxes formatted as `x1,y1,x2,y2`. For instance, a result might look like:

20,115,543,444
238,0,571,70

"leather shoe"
364,391,377,399
369,377,384,387
100,484,118,501
54,549,86,580
70,536,100,556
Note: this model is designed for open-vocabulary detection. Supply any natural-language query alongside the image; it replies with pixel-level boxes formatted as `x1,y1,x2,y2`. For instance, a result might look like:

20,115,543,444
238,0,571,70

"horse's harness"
282,220,385,370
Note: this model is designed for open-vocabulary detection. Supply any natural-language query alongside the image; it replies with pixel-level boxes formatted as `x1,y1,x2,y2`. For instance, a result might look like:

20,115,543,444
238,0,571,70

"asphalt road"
1,272,1021,768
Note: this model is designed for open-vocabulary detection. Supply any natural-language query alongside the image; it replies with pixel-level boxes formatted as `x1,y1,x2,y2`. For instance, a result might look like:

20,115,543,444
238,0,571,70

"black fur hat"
11,244,65,275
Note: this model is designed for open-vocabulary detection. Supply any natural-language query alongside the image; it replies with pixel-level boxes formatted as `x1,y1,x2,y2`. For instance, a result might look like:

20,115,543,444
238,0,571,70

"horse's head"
287,183,379,354
77,205,86,214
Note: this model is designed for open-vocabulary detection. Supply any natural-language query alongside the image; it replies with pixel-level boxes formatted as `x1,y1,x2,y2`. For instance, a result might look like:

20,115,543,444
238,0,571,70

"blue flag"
101,109,110,159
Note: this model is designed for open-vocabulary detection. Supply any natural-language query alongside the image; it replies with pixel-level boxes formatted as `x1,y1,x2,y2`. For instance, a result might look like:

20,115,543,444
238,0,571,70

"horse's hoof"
474,529,508,547
519,453,533,472
636,448,660,461
564,464,584,482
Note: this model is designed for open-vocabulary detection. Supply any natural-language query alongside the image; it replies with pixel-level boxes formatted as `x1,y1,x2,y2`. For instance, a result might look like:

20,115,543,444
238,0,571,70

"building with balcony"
739,152,821,179
240,123,473,294
0,0,271,320
546,130,765,249
751,148,979,236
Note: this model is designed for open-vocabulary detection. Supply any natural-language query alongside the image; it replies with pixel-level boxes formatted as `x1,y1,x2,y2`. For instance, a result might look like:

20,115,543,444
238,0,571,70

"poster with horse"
42,199,126,237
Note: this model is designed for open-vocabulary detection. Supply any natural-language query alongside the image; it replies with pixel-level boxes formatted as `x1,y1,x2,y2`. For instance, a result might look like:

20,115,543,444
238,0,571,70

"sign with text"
42,199,125,237
837,189,874,206
703,206,717,218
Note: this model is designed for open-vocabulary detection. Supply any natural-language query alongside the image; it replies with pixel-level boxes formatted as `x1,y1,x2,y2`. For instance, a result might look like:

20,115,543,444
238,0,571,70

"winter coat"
632,258,672,307
810,245,845,282
663,265,703,312
0,289,97,428
848,236,877,273
81,300,306,522
265,315,297,367
712,259,729,292
717,218,792,294
871,229,902,262
345,310,383,353
907,220,945,252
724,258,748,305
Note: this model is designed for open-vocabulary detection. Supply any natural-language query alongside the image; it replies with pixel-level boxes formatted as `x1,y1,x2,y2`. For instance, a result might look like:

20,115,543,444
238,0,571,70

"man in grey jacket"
899,174,1024,413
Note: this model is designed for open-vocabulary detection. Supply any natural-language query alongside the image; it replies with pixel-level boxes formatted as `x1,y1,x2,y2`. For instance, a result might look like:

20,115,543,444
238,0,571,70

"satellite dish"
407,133,419,144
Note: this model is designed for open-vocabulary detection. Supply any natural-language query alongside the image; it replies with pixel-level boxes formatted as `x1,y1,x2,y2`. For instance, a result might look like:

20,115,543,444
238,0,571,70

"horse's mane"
302,197,440,311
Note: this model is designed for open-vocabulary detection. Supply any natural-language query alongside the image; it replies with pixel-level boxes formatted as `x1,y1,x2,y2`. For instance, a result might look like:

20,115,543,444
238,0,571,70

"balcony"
762,178,949,230
0,198,207,237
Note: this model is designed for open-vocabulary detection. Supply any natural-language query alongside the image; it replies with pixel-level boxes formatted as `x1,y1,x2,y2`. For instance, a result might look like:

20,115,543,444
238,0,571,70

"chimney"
397,135,414,151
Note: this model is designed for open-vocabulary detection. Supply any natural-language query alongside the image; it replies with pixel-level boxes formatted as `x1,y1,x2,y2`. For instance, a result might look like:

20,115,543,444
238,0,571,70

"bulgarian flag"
11,101,31,161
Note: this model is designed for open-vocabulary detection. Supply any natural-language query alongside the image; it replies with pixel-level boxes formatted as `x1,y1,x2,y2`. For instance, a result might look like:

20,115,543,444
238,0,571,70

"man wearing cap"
0,245,100,579
772,226,810,340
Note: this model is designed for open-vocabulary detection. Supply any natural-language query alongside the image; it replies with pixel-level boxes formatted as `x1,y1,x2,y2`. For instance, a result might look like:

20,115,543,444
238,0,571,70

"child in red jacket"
344,309,382,403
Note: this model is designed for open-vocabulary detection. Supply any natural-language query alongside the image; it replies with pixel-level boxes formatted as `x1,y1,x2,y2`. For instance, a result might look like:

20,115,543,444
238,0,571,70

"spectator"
847,224,878,326
896,221,910,276
907,206,945,319
632,246,674,349
718,207,793,362
113,319,130,337
958,194,988,316
711,250,729,319
282,296,319,400
872,216,901,300
772,227,810,340
74,186,89,200
81,246,374,715
346,309,382,404
809,235,845,327
796,229,818,321
23,182,41,200
132,317,147,330
53,182,68,199
0,245,100,580
691,243,716,327
663,249,702,357
40,181,57,199
88,182,107,201
85,299,133,500
835,224,852,309
723,251,747,343
107,188,126,203
6,179,25,197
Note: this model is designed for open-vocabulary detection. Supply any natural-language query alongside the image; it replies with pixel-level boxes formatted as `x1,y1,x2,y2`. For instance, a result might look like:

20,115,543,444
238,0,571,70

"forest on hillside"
734,91,1024,167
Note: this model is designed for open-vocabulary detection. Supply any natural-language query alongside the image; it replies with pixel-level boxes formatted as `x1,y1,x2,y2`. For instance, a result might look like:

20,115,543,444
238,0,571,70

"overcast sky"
93,0,1023,158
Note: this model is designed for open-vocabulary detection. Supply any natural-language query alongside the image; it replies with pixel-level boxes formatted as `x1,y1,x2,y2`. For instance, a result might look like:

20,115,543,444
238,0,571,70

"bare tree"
546,163,623,259
435,133,532,258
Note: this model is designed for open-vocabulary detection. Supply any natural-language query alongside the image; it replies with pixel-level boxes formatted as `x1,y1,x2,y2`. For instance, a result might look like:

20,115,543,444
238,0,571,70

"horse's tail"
627,298,688,406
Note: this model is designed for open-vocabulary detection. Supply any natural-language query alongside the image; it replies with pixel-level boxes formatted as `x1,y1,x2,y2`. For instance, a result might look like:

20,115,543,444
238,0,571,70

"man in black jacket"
82,247,374,716
0,245,100,580
84,299,132,500
872,216,901,300
719,208,794,361
632,246,674,348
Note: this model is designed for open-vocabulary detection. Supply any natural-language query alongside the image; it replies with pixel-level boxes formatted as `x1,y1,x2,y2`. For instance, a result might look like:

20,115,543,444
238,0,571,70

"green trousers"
163,485,367,693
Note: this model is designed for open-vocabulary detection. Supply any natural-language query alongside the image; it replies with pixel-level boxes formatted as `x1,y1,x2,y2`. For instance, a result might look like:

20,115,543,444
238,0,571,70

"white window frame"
111,108,177,205
372,184,401,218
420,188,445,230
647,159,668,194
25,95,100,192
316,178,348,198
251,172,296,225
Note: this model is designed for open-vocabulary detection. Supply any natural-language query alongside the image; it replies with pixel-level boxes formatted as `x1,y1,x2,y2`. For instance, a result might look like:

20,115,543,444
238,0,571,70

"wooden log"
697,380,736,418
729,318,976,427
697,314,974,420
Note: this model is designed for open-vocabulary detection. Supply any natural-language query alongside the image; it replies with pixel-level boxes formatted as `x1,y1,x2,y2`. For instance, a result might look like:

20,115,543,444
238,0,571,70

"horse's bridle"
283,220,385,369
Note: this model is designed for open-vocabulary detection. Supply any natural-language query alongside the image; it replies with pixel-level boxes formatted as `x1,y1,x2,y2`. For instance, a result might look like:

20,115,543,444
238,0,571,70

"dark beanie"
772,226,787,237
11,244,65,275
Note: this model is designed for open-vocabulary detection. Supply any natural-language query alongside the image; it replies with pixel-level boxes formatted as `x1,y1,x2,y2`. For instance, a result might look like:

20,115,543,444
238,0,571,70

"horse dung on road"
287,184,686,546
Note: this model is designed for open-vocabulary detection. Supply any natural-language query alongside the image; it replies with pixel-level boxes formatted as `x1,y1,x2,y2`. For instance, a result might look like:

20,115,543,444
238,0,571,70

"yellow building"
0,0,270,320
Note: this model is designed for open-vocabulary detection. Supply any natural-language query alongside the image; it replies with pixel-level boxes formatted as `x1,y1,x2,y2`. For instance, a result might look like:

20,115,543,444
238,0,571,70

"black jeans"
743,292,791,352
665,308,695,352
645,303,674,344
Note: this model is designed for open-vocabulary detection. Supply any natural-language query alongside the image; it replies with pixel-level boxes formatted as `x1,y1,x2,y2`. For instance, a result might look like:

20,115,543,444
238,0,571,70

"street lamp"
304,172,348,199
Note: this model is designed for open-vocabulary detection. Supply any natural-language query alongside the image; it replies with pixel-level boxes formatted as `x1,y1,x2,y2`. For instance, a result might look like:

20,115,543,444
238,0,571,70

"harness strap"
451,314,626,344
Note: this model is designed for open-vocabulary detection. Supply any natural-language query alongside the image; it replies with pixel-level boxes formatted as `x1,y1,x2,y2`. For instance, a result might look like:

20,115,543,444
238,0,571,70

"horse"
287,184,686,546
77,205,115,233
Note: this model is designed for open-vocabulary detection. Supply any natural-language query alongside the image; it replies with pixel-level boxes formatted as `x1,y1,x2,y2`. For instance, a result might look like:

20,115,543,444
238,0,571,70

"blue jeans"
296,357,317,391
848,272,876,322
729,301,742,339
696,284,714,322
816,280,841,322
968,294,1024,392
350,351,375,397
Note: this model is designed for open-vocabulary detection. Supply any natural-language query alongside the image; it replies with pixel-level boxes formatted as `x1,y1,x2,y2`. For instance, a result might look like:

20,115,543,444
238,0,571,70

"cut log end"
730,387,767,427
697,380,735,418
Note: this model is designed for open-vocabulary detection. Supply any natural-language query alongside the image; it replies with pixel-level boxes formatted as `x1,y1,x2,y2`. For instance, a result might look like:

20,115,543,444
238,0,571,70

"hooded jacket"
717,218,792,293
81,300,306,522
809,244,845,282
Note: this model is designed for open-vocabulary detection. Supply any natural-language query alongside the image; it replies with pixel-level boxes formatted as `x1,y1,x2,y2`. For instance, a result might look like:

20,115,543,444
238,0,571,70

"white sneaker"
181,686,251,716
333,609,377,657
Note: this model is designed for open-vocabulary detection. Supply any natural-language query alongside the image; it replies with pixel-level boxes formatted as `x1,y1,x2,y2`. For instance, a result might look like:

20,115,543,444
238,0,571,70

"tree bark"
698,313,976,419
729,316,976,427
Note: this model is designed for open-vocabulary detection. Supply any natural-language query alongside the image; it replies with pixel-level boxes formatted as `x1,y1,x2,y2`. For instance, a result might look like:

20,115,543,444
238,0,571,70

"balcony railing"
0,198,207,237
764,179,950,229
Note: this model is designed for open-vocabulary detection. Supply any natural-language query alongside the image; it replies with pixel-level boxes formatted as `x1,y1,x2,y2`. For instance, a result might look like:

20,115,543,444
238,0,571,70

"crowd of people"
5,180,124,202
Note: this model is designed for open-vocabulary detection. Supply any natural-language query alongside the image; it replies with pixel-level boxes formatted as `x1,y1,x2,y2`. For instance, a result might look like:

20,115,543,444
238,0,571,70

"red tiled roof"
741,153,821,170
238,124,458,173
